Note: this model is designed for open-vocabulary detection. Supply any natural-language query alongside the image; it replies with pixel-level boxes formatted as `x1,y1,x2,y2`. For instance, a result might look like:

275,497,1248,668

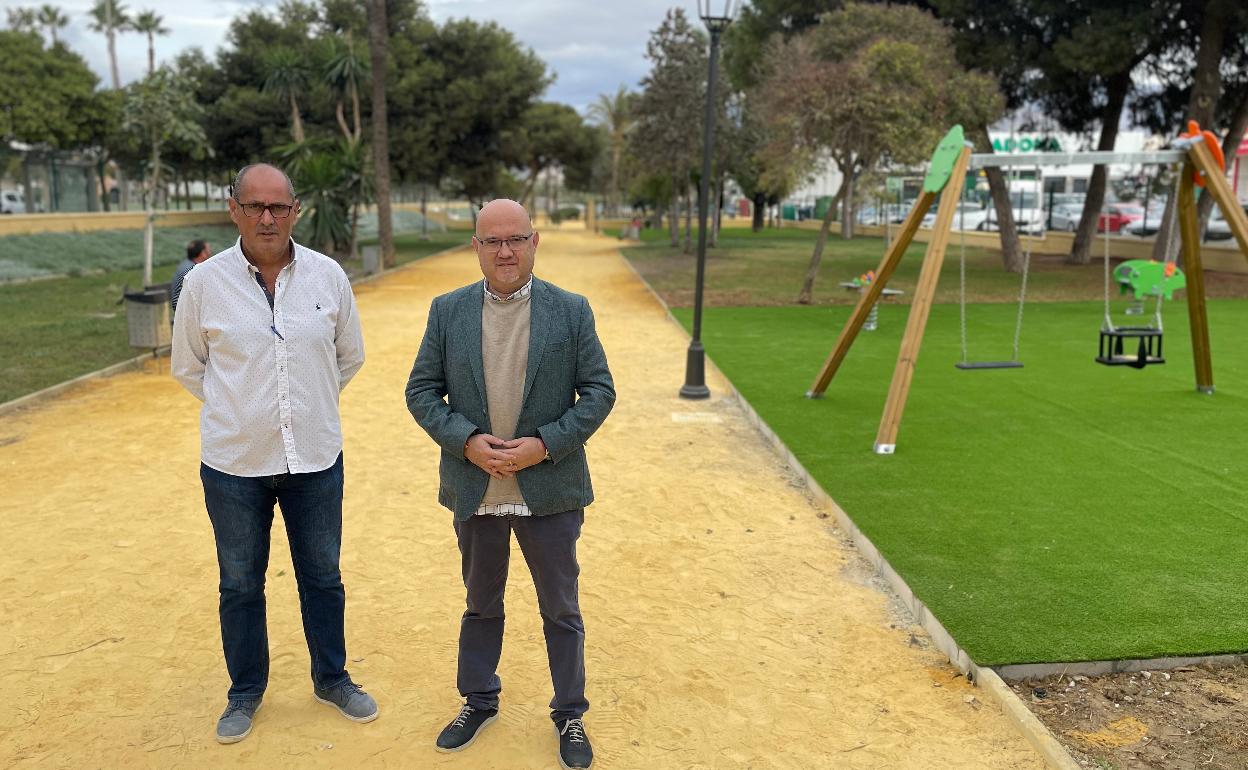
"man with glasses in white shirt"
172,163,376,745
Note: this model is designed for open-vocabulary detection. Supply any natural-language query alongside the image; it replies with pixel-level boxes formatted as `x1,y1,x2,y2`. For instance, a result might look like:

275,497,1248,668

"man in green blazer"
405,199,615,769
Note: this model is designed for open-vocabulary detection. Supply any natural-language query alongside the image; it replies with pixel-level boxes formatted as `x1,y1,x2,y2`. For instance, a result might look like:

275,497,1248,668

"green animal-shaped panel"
1113,259,1186,300
922,125,965,193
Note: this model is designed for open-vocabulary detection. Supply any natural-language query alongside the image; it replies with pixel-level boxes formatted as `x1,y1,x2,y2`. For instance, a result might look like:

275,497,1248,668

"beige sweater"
479,293,531,506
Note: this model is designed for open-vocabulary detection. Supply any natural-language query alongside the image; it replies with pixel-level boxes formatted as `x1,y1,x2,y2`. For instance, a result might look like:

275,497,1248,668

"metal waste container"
124,285,172,349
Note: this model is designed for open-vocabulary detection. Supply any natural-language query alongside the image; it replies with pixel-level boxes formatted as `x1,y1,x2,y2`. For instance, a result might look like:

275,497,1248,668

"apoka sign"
991,136,1063,153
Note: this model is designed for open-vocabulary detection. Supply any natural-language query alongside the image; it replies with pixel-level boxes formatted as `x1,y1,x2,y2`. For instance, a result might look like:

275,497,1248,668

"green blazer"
405,276,616,521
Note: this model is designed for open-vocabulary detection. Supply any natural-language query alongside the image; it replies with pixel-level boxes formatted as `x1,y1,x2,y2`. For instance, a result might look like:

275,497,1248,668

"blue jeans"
200,454,350,701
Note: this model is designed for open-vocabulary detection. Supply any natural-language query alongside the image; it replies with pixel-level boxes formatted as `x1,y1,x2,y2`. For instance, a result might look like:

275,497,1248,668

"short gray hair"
231,163,296,202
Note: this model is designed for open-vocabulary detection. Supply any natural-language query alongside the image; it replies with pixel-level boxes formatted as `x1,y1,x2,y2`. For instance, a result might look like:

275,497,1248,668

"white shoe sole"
314,693,379,723
554,722,593,769
435,712,499,753
216,701,262,744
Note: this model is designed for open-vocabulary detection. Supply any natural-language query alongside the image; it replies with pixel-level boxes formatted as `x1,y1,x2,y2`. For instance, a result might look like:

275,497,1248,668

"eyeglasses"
235,199,295,219
475,233,534,253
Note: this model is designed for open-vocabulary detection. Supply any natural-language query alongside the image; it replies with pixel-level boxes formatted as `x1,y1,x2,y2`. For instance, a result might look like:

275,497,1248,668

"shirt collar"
234,236,298,273
483,275,533,303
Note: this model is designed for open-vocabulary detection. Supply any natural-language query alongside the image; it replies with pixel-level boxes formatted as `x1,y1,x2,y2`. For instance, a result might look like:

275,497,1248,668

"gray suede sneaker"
313,680,379,723
215,699,262,744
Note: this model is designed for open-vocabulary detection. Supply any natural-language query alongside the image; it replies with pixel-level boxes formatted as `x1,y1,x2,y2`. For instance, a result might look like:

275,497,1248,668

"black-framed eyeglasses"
235,199,295,219
475,233,534,253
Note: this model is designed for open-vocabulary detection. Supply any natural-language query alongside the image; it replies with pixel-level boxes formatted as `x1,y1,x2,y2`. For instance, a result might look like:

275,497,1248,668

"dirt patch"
1013,665,1248,769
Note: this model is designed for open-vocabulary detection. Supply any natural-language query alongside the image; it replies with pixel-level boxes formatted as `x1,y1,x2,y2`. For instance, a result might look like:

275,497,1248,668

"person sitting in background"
171,239,211,315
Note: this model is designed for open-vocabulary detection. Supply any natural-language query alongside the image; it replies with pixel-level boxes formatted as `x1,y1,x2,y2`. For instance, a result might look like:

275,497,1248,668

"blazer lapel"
464,286,487,407
521,277,549,407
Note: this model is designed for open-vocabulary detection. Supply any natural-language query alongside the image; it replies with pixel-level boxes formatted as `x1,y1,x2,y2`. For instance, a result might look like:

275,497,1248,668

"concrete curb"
995,653,1248,681
0,244,471,420
616,249,1081,770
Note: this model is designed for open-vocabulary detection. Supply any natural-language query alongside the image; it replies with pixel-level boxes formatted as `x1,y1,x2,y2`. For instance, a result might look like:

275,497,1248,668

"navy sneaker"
435,703,499,752
555,717,593,769
313,680,379,723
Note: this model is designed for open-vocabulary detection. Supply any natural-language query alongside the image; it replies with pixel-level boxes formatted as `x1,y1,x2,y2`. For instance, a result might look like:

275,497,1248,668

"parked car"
922,202,985,230
1049,203,1084,231
1123,203,1169,237
1097,203,1144,233
1050,192,1086,208
1,189,25,214
1203,205,1248,241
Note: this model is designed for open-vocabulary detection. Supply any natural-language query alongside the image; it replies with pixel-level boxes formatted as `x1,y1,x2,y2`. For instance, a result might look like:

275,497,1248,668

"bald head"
476,199,532,236
473,198,539,296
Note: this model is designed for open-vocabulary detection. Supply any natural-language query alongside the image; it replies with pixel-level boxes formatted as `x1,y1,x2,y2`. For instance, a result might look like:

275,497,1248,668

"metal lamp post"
679,0,740,399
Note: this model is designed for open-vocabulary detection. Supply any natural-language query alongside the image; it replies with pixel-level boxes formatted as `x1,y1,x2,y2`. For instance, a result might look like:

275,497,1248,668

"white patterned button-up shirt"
172,237,365,477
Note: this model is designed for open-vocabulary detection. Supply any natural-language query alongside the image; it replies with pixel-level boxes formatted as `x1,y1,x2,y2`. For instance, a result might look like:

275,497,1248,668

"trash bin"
362,244,381,274
124,285,172,349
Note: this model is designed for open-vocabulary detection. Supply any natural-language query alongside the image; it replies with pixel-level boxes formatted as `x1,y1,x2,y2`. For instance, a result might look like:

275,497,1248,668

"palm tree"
366,0,394,267
324,37,369,146
36,5,69,45
131,10,168,75
6,7,39,34
88,0,131,89
587,86,636,217
262,48,311,144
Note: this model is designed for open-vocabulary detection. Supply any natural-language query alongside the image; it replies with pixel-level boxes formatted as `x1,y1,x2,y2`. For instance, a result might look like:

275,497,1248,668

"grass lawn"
669,300,1248,665
0,232,466,404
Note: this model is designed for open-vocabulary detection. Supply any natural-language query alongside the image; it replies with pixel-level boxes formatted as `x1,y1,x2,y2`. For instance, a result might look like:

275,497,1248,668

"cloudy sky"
15,0,695,111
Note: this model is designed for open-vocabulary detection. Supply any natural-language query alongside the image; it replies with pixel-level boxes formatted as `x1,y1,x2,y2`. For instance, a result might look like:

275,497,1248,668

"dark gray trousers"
453,508,588,722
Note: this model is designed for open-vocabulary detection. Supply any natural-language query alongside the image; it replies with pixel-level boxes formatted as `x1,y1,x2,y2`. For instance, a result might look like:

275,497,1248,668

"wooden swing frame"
805,128,1248,455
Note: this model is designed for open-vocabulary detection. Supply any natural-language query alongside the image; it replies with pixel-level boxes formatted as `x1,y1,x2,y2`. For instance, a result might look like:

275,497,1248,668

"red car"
1098,204,1144,233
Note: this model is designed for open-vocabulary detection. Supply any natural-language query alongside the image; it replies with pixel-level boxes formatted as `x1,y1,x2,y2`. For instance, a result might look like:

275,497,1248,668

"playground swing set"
806,122,1248,455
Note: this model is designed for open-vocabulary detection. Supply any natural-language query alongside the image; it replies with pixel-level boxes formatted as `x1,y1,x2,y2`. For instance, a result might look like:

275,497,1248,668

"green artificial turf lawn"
672,300,1248,665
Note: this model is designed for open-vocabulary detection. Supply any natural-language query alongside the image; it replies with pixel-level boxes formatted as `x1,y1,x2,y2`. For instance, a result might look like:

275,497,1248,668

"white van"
1,189,26,214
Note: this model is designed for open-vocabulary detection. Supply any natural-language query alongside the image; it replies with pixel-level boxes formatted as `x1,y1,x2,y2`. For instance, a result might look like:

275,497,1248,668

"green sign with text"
992,136,1063,153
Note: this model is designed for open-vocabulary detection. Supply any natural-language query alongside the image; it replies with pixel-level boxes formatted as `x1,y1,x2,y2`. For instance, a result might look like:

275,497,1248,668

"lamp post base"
679,342,711,399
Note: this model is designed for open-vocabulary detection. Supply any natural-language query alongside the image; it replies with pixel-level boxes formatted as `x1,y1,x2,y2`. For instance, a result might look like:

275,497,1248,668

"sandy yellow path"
0,226,1043,768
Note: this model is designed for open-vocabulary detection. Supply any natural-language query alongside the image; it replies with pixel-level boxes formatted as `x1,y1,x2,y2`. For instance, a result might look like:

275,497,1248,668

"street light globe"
697,0,740,30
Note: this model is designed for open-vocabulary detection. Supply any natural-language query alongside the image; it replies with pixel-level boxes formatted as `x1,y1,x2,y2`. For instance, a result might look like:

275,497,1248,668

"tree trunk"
966,124,1022,271
520,165,543,210
609,147,621,217
840,168,855,240
683,182,692,254
336,99,352,143
349,202,360,260
98,158,111,212
420,183,429,238
350,81,362,144
107,30,120,89
710,175,722,248
1070,70,1131,265
751,192,765,232
797,175,849,304
289,93,306,144
668,175,679,246
367,0,395,266
1159,0,1233,257
143,144,160,286
147,35,155,76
